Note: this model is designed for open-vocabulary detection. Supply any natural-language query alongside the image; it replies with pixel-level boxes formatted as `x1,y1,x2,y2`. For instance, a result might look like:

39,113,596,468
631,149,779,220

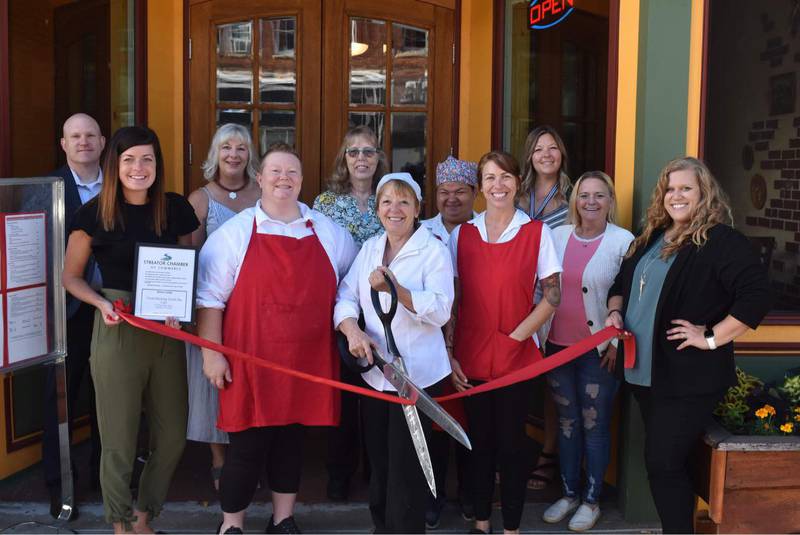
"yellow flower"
794,407,800,414
780,423,794,433
795,414,800,423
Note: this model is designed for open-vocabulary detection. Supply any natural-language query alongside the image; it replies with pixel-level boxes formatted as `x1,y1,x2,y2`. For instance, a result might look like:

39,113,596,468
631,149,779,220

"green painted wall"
631,0,693,229
619,0,694,523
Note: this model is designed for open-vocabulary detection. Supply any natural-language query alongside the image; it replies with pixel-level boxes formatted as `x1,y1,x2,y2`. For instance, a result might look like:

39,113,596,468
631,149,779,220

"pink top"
548,232,603,346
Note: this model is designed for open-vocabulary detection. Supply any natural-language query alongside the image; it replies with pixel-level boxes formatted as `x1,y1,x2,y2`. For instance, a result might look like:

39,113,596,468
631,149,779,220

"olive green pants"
90,289,187,526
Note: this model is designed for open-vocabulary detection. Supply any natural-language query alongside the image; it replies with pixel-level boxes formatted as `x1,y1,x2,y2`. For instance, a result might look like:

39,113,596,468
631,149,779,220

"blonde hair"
201,123,259,181
628,157,733,259
326,126,388,194
520,125,571,204
567,171,617,227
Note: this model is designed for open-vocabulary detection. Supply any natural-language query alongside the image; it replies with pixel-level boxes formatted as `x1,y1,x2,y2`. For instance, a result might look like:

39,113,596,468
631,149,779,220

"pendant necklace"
216,179,248,200
638,249,662,301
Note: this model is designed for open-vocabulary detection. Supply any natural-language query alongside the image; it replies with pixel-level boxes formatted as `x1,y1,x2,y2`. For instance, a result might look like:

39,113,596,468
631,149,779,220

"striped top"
537,203,569,228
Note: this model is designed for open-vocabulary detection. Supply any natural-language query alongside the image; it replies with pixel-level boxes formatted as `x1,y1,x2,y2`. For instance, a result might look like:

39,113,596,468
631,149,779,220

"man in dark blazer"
42,113,105,518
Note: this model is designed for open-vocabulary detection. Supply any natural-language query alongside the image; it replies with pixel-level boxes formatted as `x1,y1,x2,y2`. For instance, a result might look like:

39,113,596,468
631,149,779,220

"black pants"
326,362,363,484
42,303,100,489
362,381,441,534
631,385,723,534
429,428,471,506
464,380,532,531
220,425,305,513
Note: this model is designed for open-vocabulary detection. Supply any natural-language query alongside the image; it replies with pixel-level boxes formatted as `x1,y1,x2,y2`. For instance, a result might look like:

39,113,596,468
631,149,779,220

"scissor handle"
370,273,401,358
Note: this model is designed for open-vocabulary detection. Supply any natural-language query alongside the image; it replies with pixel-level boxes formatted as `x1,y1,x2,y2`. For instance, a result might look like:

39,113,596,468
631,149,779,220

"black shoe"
217,521,244,534
459,500,476,522
425,496,446,530
265,515,301,534
48,485,80,521
326,477,349,501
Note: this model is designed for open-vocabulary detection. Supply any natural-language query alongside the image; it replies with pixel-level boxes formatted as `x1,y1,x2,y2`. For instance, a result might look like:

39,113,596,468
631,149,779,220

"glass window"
704,0,799,314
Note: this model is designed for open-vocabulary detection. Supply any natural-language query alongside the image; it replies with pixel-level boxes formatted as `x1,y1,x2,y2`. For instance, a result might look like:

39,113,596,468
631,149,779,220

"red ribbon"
112,300,635,406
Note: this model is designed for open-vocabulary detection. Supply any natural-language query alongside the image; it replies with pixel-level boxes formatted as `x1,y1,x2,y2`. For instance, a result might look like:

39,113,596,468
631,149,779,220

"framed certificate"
132,243,199,324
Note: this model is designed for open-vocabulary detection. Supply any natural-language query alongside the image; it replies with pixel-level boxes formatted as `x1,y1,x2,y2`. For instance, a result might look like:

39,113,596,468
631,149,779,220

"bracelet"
607,309,623,316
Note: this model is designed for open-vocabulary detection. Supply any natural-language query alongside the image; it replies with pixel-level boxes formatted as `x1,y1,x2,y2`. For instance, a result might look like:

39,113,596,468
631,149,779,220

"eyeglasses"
345,147,379,159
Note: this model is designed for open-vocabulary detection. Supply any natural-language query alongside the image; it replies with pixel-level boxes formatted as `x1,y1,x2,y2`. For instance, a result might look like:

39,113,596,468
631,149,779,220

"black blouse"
608,224,771,397
71,192,200,291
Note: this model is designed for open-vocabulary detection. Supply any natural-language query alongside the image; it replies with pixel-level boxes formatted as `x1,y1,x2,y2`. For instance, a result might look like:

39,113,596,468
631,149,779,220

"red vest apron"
454,221,544,381
218,219,340,432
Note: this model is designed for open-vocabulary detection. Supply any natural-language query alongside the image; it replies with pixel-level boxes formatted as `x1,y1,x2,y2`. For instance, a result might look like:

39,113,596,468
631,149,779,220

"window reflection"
217,21,253,103
391,112,426,188
260,17,296,104
392,24,428,106
216,109,252,129
350,18,387,105
260,110,296,153
349,112,385,146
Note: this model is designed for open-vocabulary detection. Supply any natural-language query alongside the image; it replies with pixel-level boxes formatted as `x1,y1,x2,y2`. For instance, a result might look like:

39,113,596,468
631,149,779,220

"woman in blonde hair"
185,123,261,491
605,157,770,533
540,171,633,531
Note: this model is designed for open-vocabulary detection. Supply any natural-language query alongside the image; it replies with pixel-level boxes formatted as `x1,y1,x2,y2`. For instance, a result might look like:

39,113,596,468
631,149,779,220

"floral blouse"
313,190,383,246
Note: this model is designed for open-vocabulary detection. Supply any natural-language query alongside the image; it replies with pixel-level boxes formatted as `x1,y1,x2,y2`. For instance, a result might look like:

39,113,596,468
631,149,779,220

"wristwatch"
704,326,717,350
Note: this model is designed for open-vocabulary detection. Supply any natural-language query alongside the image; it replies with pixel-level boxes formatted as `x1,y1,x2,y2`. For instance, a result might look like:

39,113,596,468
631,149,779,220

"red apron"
218,219,340,432
454,221,544,381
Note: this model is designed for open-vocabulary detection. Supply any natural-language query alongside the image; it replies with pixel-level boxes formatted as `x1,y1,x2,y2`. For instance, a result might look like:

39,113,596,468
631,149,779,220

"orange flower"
780,423,794,434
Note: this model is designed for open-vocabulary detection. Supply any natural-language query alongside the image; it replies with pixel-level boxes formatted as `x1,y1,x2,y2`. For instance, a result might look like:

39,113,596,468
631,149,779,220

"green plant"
781,375,800,405
714,368,763,433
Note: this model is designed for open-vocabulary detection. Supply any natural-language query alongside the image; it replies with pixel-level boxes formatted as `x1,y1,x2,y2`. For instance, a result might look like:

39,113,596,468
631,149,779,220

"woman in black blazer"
605,157,770,533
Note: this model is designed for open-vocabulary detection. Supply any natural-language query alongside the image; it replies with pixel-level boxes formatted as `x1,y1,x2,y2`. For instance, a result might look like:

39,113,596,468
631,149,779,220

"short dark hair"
260,142,302,171
477,151,522,188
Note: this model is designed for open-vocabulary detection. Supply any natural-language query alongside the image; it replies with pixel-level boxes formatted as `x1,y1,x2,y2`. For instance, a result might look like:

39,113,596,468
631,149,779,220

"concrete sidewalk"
0,500,660,534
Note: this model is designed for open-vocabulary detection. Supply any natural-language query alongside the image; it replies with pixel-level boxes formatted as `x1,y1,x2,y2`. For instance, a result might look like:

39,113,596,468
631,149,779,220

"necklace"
637,247,662,301
215,178,248,199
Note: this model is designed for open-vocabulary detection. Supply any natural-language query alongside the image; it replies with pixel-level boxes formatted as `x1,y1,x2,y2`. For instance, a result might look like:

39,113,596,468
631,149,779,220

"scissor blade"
379,351,472,451
402,403,437,498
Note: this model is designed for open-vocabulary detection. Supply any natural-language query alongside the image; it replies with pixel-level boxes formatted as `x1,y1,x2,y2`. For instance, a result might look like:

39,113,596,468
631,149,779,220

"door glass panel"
260,17,297,104
561,42,578,117
391,112,426,188
216,109,252,129
260,110,296,153
217,21,253,103
391,24,428,106
349,112,385,146
349,18,387,105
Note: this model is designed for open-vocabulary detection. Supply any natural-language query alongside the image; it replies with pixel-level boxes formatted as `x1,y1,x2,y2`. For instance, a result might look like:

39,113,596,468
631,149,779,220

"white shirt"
420,211,479,245
448,209,562,280
334,226,454,391
70,168,103,205
197,201,358,309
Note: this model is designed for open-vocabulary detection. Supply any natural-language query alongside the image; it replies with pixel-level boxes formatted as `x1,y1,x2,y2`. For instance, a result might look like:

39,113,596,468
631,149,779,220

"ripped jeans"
545,342,619,504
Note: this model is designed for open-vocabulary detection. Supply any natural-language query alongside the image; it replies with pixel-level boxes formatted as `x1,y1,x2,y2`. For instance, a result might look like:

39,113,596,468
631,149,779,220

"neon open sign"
529,0,575,30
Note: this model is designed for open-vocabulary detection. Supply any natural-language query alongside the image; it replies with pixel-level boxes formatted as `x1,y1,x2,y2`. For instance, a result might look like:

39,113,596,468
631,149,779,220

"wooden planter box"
692,422,800,533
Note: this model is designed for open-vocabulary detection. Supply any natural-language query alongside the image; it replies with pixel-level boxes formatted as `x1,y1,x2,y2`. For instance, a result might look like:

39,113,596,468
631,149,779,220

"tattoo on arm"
541,273,561,307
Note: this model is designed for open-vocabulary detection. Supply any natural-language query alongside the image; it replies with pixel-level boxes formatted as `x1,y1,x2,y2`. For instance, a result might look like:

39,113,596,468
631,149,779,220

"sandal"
527,451,558,490
211,466,223,491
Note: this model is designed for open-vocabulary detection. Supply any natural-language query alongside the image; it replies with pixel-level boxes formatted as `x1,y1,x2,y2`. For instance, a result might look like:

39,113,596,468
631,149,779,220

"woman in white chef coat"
334,172,454,534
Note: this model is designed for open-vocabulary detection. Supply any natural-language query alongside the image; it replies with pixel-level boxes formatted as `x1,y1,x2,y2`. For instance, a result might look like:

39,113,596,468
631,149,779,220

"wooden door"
54,0,111,168
188,0,321,204
322,0,455,217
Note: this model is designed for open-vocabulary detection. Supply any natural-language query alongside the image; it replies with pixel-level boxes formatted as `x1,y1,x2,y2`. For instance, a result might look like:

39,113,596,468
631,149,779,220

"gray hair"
201,123,260,181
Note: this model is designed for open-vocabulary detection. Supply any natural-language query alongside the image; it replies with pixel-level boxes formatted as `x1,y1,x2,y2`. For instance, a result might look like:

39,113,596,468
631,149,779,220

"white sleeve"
196,222,245,309
333,245,366,328
407,242,454,327
334,224,359,279
536,224,563,280
448,225,461,278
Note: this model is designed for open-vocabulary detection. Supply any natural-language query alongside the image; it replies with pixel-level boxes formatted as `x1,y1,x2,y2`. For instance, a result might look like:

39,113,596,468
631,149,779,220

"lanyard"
529,183,559,220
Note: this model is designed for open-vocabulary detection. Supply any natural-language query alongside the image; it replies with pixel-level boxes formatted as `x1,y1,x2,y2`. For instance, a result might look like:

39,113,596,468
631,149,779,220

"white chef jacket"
420,211,479,245
197,200,358,310
334,225,454,391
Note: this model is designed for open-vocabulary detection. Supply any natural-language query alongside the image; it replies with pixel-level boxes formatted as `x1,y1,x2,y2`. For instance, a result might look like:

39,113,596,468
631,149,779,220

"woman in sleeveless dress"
185,124,261,490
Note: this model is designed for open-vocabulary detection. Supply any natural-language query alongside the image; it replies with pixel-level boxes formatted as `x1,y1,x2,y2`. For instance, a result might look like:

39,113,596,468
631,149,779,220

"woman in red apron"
196,144,358,535
446,151,562,535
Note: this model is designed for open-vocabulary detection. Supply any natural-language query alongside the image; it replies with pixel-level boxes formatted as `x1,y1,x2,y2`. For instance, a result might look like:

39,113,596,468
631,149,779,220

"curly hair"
326,126,387,194
520,125,571,204
628,157,733,259
201,123,260,182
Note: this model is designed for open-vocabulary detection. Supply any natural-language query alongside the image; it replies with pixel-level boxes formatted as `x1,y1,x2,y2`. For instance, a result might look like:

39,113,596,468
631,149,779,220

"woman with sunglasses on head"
605,157,770,533
518,125,573,490
313,125,388,500
185,123,261,492
62,126,199,533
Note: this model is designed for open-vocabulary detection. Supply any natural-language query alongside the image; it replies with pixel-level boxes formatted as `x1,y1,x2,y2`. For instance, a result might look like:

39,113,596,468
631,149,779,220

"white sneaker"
542,497,580,523
568,503,601,532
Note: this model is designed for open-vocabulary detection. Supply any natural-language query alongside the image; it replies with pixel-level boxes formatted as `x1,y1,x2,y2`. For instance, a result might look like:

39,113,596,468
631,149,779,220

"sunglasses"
345,147,379,158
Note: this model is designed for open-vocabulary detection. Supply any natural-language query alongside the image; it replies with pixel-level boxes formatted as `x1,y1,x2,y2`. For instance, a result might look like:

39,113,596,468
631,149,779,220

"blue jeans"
545,341,619,504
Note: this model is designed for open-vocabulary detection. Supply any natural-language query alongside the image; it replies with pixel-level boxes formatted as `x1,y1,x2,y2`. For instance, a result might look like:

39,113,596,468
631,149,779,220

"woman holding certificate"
196,143,357,534
62,126,200,534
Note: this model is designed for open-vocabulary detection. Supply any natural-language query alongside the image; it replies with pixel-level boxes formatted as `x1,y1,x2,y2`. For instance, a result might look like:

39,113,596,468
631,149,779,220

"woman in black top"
63,126,199,533
605,157,770,533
